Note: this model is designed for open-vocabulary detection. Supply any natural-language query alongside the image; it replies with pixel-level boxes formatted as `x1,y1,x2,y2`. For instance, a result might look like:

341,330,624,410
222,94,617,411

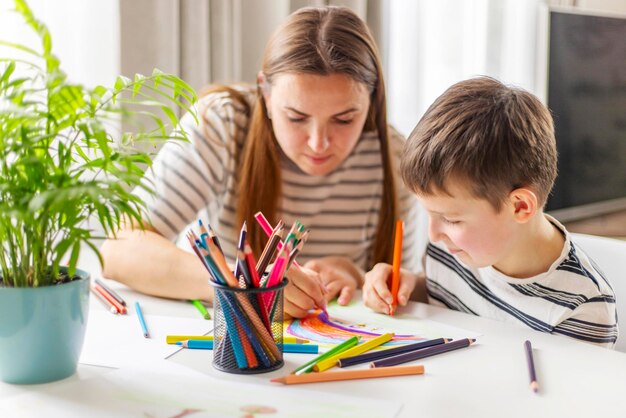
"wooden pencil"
313,333,394,372
292,336,360,375
338,338,448,368
93,283,127,314
390,220,403,316
91,286,118,314
524,340,539,393
94,278,127,306
272,364,425,385
166,335,309,344
370,338,476,368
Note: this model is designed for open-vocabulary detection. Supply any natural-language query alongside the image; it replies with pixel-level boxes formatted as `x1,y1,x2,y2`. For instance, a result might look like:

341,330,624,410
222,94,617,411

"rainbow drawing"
284,310,424,346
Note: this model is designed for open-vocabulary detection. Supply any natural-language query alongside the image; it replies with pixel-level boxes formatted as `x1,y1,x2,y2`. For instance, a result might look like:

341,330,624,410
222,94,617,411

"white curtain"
384,0,545,136
118,0,382,93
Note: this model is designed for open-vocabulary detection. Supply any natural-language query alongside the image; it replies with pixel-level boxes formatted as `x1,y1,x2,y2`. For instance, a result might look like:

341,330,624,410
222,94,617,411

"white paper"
80,310,213,368
0,365,402,418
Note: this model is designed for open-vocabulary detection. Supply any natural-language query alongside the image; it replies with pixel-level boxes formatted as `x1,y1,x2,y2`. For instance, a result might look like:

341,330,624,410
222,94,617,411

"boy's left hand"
304,256,363,306
363,263,420,314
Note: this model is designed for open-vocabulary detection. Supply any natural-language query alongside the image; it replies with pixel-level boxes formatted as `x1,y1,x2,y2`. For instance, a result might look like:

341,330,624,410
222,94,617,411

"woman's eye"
288,117,306,123
335,119,353,125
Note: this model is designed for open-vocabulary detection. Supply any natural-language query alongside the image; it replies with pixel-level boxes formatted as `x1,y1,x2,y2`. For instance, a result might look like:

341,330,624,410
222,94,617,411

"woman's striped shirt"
424,216,618,348
135,85,420,272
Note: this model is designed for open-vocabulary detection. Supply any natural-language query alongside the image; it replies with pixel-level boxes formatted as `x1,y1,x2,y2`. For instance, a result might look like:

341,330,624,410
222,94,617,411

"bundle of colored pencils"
186,217,308,371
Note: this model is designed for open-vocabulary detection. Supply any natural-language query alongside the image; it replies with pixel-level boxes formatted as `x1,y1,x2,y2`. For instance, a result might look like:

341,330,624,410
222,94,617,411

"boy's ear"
508,187,538,223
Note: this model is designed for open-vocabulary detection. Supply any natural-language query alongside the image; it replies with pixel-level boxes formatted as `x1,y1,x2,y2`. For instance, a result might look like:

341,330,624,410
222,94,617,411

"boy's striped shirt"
424,216,618,348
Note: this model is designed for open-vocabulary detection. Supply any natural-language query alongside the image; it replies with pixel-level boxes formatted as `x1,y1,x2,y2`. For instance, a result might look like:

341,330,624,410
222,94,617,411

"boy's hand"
304,256,363,306
363,263,419,314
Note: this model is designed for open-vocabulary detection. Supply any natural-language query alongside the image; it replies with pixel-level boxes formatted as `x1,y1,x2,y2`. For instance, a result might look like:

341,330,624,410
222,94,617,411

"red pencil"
93,283,127,314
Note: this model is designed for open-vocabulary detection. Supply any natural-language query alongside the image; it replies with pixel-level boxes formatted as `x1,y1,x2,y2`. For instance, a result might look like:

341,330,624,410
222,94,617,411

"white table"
2,251,626,418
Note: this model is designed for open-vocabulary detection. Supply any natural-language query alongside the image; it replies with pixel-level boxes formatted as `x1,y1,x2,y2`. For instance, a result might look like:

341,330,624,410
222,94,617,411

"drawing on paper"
284,309,423,346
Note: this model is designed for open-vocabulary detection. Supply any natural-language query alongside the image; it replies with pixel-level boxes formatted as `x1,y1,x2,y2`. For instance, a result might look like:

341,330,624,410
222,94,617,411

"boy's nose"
428,218,445,243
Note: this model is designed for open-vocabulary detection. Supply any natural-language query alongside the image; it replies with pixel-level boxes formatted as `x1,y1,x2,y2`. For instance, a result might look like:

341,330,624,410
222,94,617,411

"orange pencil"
93,284,127,314
271,364,424,385
390,220,403,316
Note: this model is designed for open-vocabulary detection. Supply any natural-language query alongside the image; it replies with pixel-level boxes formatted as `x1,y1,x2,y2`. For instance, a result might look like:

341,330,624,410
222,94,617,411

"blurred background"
1,0,624,241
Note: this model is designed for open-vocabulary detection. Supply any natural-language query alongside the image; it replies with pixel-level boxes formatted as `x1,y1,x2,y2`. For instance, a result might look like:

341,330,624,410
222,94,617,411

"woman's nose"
307,125,329,153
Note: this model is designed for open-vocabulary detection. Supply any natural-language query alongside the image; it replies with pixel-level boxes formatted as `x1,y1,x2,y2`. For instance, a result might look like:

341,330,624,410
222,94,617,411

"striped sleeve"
552,304,618,348
135,92,244,240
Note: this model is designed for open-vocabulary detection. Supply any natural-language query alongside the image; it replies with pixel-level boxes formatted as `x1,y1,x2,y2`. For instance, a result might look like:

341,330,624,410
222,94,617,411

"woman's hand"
362,263,421,314
304,256,363,306
283,266,326,318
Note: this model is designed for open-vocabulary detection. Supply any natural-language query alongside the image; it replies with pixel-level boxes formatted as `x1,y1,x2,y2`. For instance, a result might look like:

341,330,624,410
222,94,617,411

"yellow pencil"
166,335,310,345
313,333,394,372
271,364,425,385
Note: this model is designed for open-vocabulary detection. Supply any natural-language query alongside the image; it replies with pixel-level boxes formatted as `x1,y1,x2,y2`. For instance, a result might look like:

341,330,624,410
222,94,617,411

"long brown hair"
236,6,396,266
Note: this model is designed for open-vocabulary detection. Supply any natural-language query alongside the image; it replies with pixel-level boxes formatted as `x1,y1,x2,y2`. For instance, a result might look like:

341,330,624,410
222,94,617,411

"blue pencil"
177,339,319,354
134,301,150,338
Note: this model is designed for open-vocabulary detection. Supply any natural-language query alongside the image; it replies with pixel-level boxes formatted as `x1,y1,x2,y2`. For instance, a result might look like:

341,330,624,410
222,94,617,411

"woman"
101,6,419,317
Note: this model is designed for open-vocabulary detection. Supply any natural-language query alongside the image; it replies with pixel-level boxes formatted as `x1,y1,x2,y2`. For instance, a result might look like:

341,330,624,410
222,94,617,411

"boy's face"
417,179,519,269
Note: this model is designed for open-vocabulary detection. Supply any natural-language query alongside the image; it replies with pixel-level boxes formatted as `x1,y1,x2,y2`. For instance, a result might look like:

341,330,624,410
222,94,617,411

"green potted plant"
0,0,196,384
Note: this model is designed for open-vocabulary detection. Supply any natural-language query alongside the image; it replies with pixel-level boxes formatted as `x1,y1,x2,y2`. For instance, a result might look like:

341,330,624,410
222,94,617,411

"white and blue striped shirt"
424,216,618,348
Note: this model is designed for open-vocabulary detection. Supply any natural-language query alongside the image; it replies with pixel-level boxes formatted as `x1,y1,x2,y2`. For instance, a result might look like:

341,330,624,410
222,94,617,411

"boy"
363,77,618,348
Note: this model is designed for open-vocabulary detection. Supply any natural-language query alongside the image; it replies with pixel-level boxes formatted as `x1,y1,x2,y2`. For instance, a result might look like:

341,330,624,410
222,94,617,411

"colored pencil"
524,340,539,393
278,344,319,354
254,212,300,269
292,336,360,375
91,287,118,314
197,219,210,249
207,224,223,253
233,221,247,278
243,242,261,288
94,278,127,306
255,212,327,315
314,333,394,372
177,340,319,354
134,301,150,338
190,299,211,320
390,220,403,316
272,364,425,385
166,335,309,345
370,338,476,368
93,283,127,314
256,223,283,276
338,338,448,368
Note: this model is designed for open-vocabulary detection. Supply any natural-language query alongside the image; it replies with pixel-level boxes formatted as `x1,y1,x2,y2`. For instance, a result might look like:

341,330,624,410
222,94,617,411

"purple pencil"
370,338,476,368
524,340,539,393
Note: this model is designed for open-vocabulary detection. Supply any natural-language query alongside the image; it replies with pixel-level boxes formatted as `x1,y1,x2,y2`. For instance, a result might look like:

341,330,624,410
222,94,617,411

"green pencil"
292,336,360,375
190,299,211,320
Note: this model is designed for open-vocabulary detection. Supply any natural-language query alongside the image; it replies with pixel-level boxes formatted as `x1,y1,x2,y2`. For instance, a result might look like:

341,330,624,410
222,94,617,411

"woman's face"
263,72,371,176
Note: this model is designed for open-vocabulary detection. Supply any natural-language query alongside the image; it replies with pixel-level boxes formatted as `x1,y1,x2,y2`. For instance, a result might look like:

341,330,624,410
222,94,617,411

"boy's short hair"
401,76,557,211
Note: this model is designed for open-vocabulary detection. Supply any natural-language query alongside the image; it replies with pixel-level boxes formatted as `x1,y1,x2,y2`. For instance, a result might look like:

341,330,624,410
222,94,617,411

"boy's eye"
443,218,460,225
288,117,306,123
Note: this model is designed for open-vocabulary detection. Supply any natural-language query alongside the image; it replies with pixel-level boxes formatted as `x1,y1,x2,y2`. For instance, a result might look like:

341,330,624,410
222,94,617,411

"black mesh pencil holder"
210,278,287,374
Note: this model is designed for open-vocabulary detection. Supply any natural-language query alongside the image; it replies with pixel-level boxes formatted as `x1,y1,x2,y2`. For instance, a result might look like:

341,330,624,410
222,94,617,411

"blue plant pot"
0,269,90,384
